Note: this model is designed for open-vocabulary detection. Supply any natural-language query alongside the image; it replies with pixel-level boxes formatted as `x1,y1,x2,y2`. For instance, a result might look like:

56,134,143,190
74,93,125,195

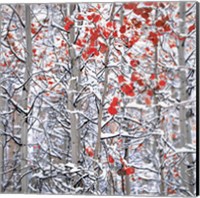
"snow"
171,147,196,155
69,167,80,173
126,101,148,110
0,2,197,196
101,132,119,139
65,162,76,169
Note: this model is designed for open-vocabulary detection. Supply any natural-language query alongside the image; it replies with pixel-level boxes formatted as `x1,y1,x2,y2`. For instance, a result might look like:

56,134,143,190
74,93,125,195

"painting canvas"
0,1,198,196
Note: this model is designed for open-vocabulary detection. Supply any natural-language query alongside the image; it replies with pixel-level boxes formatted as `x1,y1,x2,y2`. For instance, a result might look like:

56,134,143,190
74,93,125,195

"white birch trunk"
151,8,165,195
94,4,116,160
0,6,4,192
119,5,131,195
125,140,130,195
178,2,195,194
155,48,165,195
67,4,80,165
21,4,32,193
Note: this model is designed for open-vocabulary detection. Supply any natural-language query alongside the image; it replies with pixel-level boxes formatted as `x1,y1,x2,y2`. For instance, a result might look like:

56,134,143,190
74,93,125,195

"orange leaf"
32,48,37,54
150,73,156,80
7,32,14,39
147,89,153,97
106,21,113,28
131,18,142,28
125,167,135,175
144,2,154,6
137,79,145,86
171,133,177,140
138,143,143,148
76,39,83,47
110,97,120,107
113,31,118,38
37,75,46,81
148,32,158,46
120,157,125,165
145,97,151,106
48,81,54,85
130,59,140,67
141,12,149,20
124,3,137,10
131,73,140,82
92,14,101,23
127,36,140,48
188,24,195,33
118,75,126,83
77,14,84,20
90,29,100,41
108,155,115,164
31,28,37,34
158,79,166,87
64,16,70,22
134,8,143,15
155,20,165,27
103,30,110,39
64,20,74,31
108,106,118,115
87,46,97,56
120,25,126,34
99,42,108,54
167,188,176,194
87,14,93,20
174,172,179,178
121,84,135,96
85,147,94,157
163,24,171,32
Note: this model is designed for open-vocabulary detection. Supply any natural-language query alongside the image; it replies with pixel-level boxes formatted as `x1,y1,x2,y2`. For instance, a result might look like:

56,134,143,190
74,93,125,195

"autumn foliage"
0,2,196,196
85,147,94,157
108,97,120,115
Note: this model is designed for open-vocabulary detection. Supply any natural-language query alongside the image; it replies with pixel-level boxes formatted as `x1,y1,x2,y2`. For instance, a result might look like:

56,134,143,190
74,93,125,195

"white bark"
178,2,195,194
21,4,32,193
0,6,4,192
119,5,131,195
94,4,115,160
0,93,4,193
67,4,80,165
124,140,130,195
152,8,165,195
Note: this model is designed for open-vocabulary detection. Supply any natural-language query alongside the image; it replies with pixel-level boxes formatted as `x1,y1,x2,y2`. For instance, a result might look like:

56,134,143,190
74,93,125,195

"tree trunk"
178,2,195,194
94,4,115,160
66,4,80,165
119,5,131,195
152,7,165,195
124,139,130,195
0,6,5,192
0,104,5,193
0,5,8,193
21,4,32,193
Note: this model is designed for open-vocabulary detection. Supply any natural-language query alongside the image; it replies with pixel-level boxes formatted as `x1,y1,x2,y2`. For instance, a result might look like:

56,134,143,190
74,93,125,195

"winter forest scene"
0,1,197,196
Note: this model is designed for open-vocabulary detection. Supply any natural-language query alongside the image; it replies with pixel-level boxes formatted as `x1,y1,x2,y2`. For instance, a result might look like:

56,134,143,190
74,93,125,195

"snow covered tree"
0,2,197,196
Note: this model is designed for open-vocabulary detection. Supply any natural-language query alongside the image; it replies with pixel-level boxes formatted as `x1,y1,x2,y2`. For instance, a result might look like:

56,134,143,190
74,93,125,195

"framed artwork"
0,1,198,196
